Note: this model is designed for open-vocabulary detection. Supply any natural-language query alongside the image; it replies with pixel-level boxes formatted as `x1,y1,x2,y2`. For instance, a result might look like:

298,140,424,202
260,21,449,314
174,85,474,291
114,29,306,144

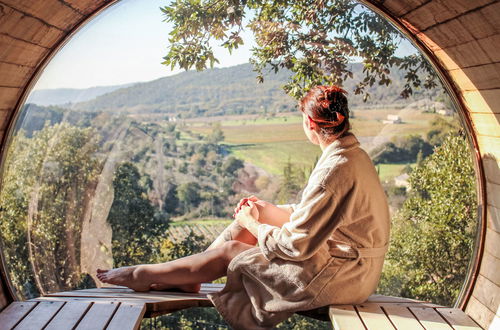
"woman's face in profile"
302,113,319,145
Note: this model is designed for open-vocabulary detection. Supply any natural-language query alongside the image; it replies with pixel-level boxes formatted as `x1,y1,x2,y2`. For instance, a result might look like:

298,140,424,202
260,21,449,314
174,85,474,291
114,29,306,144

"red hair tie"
308,113,345,127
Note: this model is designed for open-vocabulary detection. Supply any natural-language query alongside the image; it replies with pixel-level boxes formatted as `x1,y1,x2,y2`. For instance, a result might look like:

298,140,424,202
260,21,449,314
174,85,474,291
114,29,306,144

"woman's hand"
233,195,259,218
235,200,259,228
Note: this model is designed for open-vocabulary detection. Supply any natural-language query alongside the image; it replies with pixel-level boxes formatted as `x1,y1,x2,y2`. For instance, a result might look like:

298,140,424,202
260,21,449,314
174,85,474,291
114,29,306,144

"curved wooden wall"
0,0,498,328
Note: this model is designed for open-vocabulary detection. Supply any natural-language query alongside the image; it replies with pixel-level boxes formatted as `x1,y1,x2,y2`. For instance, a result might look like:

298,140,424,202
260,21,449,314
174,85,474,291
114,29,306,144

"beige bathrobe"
208,133,390,329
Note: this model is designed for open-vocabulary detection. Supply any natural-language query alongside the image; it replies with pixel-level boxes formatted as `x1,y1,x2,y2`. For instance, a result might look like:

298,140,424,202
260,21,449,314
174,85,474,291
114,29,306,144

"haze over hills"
28,83,136,106
27,63,447,118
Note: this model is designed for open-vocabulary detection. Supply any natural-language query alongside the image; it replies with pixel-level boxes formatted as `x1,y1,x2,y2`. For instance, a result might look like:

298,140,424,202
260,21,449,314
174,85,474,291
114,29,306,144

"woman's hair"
299,85,350,138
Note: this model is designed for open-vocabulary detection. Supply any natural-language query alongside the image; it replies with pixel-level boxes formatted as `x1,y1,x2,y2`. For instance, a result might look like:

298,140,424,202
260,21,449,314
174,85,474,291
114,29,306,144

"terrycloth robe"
208,133,390,329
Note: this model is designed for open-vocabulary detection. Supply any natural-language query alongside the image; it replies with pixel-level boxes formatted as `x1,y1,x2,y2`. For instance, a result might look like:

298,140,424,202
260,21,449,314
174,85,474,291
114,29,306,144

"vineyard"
167,222,230,244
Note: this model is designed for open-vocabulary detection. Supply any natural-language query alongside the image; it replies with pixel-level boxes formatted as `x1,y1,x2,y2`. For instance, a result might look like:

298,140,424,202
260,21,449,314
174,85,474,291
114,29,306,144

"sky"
34,0,256,90
33,0,417,91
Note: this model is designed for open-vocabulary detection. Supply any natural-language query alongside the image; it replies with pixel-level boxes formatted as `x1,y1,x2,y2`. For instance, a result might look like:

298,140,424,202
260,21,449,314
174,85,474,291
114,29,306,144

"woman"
97,85,390,329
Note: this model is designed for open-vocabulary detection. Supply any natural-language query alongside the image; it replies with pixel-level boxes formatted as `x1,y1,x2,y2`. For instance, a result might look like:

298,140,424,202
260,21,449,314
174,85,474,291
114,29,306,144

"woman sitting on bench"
97,85,390,329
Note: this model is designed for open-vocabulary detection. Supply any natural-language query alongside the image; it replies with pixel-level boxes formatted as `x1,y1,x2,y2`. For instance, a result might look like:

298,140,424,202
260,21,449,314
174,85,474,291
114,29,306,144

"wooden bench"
0,284,482,329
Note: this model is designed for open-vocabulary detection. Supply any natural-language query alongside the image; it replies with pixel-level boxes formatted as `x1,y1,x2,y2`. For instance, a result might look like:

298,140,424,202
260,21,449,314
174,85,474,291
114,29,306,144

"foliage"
277,158,307,204
371,134,433,165
107,162,169,267
0,123,100,296
378,133,477,306
161,0,438,100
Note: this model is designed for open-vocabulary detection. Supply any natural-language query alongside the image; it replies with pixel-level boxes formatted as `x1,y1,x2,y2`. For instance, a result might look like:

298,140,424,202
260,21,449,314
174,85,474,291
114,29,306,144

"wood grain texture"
356,304,395,330
329,305,365,330
464,295,496,329
15,301,64,330
409,307,453,330
0,35,48,67
0,0,83,30
106,303,146,330
75,301,119,330
437,308,482,330
382,305,424,329
0,4,64,47
44,301,92,330
0,301,37,329
462,89,500,114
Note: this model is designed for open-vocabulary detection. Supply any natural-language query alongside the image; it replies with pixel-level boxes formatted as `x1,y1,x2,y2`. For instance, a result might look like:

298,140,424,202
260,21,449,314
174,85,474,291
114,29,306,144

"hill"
28,83,136,106
69,63,446,117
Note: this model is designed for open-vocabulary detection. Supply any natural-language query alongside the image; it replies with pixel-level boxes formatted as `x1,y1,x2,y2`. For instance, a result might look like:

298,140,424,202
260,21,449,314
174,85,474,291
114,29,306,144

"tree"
0,123,100,296
177,182,202,213
161,0,438,100
107,162,169,267
378,133,477,306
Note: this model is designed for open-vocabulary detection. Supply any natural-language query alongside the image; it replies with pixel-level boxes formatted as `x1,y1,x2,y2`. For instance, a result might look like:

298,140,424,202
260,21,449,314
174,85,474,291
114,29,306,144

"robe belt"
327,242,389,260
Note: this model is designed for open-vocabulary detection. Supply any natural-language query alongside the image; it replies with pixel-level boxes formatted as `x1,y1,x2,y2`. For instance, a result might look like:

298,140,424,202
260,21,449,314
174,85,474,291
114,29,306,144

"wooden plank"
484,228,500,259
0,87,20,108
58,0,105,16
470,113,500,137
487,182,500,211
457,6,497,40
356,304,395,330
403,1,458,31
451,63,500,91
0,301,37,330
462,89,500,114
478,34,500,63
44,301,92,330
437,308,481,330
381,0,428,16
487,205,500,234
75,301,119,330
0,62,33,87
382,305,424,329
469,274,500,314
0,35,48,67
0,0,83,31
364,295,427,304
423,19,475,49
15,301,64,330
483,155,500,186
329,305,365,330
479,249,500,286
0,5,64,47
477,136,500,164
465,296,496,330
410,307,453,330
106,303,146,330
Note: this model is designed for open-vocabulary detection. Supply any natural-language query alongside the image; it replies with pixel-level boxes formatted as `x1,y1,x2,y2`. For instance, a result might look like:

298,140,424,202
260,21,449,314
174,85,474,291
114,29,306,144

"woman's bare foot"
96,267,151,292
150,283,201,293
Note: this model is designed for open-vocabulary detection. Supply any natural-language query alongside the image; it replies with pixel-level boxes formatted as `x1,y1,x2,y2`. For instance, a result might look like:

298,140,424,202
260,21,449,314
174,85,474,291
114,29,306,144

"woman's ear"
307,115,317,130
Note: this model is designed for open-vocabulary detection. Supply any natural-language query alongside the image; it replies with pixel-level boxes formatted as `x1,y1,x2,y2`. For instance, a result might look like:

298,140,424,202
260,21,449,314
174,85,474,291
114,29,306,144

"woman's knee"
220,240,253,265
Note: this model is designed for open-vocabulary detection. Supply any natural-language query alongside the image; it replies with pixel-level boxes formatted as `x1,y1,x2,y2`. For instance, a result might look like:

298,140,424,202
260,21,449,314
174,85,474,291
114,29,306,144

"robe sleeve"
257,184,346,261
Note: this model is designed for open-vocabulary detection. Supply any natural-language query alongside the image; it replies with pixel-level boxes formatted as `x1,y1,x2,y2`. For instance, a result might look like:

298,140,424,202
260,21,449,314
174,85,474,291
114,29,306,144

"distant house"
394,173,410,188
437,109,453,116
168,116,177,122
382,115,402,124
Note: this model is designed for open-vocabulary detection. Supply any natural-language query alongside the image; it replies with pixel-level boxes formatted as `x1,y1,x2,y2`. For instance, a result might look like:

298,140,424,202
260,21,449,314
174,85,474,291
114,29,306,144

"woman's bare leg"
97,240,254,292
206,200,291,250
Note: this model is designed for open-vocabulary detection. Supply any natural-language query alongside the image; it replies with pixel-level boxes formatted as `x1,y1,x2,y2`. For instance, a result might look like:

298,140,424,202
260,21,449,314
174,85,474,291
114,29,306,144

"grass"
180,109,435,179
376,163,415,182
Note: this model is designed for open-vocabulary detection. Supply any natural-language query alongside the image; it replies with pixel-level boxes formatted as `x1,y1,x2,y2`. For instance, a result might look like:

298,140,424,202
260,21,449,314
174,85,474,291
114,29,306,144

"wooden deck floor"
0,284,482,329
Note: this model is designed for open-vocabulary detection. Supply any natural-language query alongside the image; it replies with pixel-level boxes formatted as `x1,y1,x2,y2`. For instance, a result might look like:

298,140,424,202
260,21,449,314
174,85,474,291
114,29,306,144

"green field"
184,109,439,180
376,163,415,182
